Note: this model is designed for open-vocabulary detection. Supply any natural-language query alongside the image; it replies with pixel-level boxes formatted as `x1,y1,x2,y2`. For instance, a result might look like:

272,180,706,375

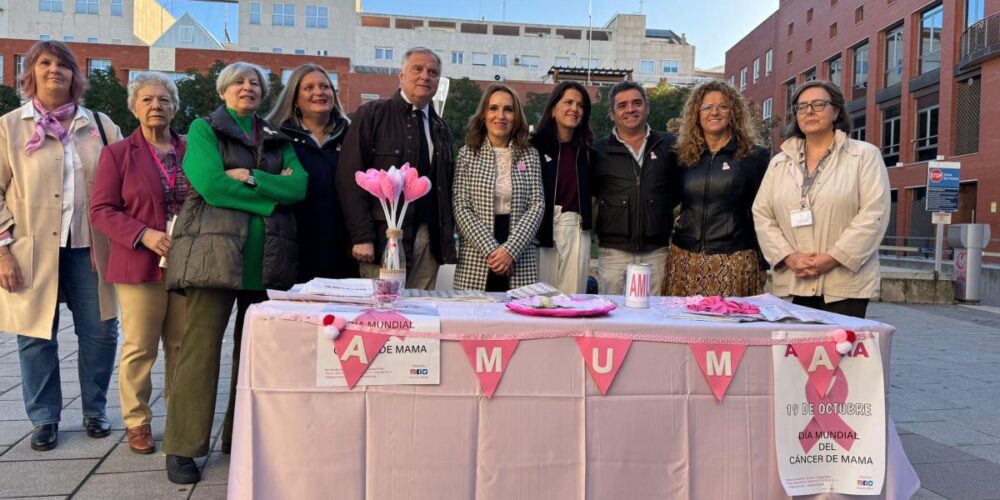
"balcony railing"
959,13,1000,70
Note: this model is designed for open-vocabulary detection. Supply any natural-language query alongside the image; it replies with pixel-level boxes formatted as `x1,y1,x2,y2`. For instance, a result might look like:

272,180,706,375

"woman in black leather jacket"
663,81,770,297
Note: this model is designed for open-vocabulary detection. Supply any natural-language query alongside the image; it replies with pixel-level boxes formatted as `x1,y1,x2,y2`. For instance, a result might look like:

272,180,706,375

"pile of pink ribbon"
685,296,760,315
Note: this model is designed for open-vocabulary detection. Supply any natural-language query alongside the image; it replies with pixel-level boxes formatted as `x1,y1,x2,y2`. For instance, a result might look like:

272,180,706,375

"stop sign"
930,169,944,182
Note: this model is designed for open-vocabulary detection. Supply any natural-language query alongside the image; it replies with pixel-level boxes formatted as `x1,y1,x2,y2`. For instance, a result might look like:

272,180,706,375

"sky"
158,0,779,69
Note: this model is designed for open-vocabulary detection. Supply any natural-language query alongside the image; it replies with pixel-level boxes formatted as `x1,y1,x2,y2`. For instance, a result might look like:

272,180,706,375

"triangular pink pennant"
575,336,633,395
459,339,520,398
332,310,406,389
688,344,747,401
794,341,842,395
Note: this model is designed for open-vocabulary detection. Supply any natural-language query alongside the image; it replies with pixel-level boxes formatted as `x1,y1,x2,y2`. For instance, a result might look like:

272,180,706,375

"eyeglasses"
699,103,732,114
793,100,832,114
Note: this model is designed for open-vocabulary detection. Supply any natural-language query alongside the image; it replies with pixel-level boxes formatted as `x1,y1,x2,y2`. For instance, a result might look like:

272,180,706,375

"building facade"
726,0,999,256
1,0,174,45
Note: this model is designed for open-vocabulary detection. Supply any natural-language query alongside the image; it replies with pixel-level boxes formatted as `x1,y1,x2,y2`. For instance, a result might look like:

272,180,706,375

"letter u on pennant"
689,344,747,401
575,336,633,395
459,339,520,399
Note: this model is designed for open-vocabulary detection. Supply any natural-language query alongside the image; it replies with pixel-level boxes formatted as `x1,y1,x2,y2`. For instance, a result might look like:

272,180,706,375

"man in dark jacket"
337,47,457,289
591,81,677,295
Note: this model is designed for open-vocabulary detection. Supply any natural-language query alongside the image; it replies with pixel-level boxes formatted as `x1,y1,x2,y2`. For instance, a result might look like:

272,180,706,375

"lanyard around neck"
147,142,178,189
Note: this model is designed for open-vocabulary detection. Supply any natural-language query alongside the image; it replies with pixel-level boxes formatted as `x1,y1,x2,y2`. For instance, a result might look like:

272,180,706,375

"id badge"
790,208,813,228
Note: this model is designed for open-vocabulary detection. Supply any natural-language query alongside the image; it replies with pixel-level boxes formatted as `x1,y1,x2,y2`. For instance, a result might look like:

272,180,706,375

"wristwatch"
246,173,257,187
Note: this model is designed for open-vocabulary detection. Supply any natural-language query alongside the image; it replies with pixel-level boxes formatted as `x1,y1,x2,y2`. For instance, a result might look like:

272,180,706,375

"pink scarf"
24,98,76,156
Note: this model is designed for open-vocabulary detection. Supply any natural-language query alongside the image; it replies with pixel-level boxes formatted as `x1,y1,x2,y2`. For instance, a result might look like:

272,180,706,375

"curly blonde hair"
674,80,758,167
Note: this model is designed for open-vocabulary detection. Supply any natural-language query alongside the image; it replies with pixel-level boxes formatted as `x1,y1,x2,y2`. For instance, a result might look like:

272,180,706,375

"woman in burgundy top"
529,82,594,294
90,71,189,455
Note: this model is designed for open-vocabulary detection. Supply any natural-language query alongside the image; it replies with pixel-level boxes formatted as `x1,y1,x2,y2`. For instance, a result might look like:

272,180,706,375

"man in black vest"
338,47,457,290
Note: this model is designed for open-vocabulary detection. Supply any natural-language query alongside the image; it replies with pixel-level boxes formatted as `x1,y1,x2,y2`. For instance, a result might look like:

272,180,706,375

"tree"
442,77,482,152
260,72,284,118
82,66,137,135
589,86,613,140
174,61,226,134
522,92,549,130
646,83,689,133
0,85,20,118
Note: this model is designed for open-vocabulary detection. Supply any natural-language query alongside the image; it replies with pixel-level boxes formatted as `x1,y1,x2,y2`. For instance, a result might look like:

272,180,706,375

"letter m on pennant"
689,344,747,401
460,339,520,399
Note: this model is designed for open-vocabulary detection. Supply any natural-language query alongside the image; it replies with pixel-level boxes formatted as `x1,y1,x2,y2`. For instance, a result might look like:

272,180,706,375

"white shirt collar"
399,90,430,117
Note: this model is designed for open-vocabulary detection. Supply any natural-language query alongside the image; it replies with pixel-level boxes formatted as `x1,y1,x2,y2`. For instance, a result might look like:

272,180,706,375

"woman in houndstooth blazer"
453,84,544,291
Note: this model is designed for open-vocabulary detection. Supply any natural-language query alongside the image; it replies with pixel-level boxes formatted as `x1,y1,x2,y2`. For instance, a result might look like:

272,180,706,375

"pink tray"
505,298,617,317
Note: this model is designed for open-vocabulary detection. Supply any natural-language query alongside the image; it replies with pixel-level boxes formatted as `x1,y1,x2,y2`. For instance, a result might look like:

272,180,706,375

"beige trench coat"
0,102,122,339
752,130,890,300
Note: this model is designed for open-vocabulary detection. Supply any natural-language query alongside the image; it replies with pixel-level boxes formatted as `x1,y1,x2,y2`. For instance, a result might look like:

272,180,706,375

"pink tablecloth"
228,295,920,499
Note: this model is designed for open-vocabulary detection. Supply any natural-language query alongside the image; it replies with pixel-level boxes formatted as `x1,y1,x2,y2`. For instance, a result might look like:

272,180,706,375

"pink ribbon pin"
799,367,856,453
516,160,526,172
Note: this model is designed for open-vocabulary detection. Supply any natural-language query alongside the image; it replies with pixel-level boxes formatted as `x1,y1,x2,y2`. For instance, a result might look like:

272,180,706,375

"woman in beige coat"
0,41,122,452
752,80,890,318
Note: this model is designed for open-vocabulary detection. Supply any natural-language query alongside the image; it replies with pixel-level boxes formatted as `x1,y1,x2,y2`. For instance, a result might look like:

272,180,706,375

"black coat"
282,117,359,281
591,129,677,253
336,90,457,265
671,139,770,260
529,132,593,248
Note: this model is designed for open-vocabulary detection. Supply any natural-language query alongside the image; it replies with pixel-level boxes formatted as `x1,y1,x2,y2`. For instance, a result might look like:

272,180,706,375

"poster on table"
771,331,886,496
316,304,440,387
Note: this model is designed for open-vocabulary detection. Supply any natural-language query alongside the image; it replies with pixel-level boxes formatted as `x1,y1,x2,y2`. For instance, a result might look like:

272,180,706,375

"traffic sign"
926,161,960,213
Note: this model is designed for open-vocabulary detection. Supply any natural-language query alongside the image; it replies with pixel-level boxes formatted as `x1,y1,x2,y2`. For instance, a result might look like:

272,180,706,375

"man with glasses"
591,81,678,295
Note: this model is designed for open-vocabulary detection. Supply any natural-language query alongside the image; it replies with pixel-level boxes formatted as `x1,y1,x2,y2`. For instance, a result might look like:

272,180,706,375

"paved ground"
2,301,1000,499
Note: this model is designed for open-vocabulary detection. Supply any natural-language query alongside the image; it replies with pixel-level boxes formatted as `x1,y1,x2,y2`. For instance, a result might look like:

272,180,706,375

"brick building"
725,0,999,255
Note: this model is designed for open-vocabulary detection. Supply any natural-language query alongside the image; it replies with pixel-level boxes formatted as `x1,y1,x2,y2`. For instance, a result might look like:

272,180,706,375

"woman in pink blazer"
90,71,189,455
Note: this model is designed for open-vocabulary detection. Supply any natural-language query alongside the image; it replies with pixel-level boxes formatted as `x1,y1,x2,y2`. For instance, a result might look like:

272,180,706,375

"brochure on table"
771,331,886,496
316,303,441,387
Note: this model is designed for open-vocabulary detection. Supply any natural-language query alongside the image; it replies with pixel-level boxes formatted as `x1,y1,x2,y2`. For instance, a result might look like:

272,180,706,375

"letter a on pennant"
794,341,842,395
332,329,390,390
575,337,632,395
689,344,747,401
459,339,520,399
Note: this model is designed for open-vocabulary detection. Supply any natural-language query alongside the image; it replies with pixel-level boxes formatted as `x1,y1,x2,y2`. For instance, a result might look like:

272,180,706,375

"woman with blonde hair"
663,80,770,297
453,84,544,291
267,64,357,280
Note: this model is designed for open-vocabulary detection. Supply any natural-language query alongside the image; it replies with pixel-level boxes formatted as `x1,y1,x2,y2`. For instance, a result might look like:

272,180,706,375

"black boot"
30,423,58,451
166,454,201,484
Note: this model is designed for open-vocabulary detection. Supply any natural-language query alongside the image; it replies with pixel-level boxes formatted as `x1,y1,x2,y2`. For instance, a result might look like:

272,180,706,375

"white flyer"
771,331,886,496
315,304,440,387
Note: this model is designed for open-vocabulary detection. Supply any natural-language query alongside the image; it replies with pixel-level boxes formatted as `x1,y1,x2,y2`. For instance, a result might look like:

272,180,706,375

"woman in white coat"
453,84,544,291
752,80,890,318
0,41,122,451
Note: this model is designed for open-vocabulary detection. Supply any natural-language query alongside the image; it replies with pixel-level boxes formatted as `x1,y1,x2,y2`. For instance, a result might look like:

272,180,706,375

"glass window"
272,48,283,54
762,98,773,120
179,26,193,43
375,47,394,60
804,67,817,81
753,58,760,82
853,42,869,88
111,0,122,16
851,114,866,142
520,55,539,69
828,56,843,87
472,52,488,66
785,79,796,118
16,56,26,83
920,5,943,74
554,56,570,67
87,58,111,77
64,35,75,42
249,2,261,25
915,105,939,161
662,60,680,73
272,3,295,27
39,34,51,41
739,67,747,89
294,49,306,55
881,104,901,165
967,0,985,27
765,49,773,75
493,54,508,67
884,25,904,88
328,72,339,89
451,51,463,65
639,60,655,73
75,0,97,14
87,36,98,43
39,1,63,12
306,5,328,29
0,56,3,85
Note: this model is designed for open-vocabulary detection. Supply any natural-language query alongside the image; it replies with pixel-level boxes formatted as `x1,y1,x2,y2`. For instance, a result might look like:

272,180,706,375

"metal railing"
879,236,1000,260
960,13,1000,66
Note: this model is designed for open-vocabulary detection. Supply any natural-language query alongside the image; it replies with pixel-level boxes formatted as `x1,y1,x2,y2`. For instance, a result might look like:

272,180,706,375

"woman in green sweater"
162,62,307,484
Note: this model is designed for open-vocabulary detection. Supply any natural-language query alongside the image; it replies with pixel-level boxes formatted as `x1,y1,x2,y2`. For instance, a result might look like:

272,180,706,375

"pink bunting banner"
575,336,632,395
333,310,399,389
459,339,520,398
689,344,747,401
791,341,843,395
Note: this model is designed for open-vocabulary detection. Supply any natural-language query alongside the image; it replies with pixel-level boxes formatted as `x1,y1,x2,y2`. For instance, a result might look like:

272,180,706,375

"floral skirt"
661,245,762,297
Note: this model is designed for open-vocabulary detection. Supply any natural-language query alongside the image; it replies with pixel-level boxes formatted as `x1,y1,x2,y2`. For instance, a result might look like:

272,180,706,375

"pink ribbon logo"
799,367,856,453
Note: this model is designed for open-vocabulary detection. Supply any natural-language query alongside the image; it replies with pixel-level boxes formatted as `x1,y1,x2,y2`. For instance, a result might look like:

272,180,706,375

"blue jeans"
17,247,119,426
